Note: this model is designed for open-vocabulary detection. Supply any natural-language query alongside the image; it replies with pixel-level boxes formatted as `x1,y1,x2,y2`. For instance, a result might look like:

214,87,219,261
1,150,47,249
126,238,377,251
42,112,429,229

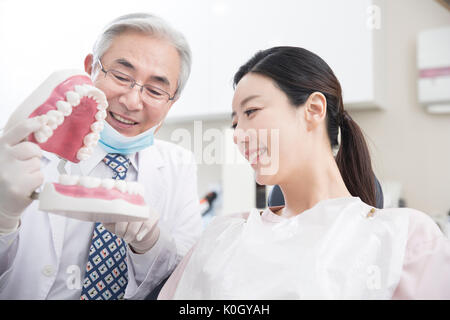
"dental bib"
173,197,409,299
4,70,149,222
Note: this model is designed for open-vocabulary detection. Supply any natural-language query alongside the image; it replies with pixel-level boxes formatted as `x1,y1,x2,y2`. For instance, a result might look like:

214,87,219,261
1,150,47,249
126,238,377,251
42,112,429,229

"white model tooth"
124,182,133,194
126,182,138,195
79,176,101,188
78,176,90,187
95,110,107,121
126,182,135,195
76,147,92,161
114,180,127,193
36,114,49,126
92,92,108,110
66,91,81,106
93,98,106,109
34,131,48,143
96,101,108,111
136,183,145,196
97,94,108,107
84,85,108,109
46,114,58,130
59,174,79,185
47,110,64,126
34,127,52,141
101,178,115,190
84,84,98,94
55,112,64,125
56,100,72,116
58,174,68,184
83,132,100,147
90,177,101,188
84,84,94,90
91,121,104,133
41,125,53,138
74,85,88,97
87,87,99,97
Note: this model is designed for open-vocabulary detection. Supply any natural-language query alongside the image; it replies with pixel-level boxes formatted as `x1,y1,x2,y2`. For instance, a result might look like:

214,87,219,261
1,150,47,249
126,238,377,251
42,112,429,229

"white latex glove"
103,208,160,254
0,117,44,235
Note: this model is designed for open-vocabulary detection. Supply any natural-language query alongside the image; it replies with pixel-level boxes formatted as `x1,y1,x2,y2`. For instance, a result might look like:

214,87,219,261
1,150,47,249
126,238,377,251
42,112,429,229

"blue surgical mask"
98,121,160,154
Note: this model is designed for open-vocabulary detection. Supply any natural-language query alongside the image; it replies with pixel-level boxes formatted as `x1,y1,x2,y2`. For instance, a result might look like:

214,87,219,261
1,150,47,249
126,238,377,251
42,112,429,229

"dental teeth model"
5,70,108,163
4,70,149,222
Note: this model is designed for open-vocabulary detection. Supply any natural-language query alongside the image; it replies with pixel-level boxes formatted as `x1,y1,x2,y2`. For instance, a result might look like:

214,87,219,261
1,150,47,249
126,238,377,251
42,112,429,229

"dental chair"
268,175,384,208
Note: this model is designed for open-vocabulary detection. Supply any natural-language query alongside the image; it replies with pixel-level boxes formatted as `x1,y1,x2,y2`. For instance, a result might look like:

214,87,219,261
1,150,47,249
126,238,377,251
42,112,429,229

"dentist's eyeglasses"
97,59,176,104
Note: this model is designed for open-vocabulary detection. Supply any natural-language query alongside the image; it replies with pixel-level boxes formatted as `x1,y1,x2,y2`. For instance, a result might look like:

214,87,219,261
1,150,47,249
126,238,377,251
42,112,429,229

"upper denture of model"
27,74,107,163
5,71,149,220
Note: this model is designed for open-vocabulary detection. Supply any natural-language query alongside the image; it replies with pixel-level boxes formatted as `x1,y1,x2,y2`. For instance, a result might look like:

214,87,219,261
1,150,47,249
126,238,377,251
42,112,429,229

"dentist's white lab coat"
0,139,203,299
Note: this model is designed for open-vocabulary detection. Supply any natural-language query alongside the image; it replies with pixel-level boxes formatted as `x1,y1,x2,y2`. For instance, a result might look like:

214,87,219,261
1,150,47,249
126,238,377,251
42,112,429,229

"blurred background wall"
350,0,450,218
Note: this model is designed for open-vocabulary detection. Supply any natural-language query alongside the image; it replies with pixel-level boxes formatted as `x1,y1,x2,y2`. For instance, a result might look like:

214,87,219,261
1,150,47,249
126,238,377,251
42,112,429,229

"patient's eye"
244,108,258,117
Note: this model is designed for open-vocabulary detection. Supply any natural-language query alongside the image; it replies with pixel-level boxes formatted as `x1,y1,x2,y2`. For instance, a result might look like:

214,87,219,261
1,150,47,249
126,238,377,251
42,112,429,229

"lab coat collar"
138,140,165,170
136,141,167,212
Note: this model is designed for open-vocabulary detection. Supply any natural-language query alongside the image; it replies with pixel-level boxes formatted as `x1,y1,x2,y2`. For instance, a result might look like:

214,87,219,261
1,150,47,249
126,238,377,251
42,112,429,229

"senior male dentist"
0,12,203,300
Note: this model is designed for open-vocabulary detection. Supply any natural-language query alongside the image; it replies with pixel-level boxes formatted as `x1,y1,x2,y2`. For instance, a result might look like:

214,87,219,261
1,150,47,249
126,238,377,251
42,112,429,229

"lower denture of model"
38,174,149,221
55,174,146,205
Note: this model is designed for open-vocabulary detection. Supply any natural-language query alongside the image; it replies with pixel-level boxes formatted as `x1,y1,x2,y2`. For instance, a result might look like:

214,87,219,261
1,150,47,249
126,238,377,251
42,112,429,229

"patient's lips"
27,74,108,163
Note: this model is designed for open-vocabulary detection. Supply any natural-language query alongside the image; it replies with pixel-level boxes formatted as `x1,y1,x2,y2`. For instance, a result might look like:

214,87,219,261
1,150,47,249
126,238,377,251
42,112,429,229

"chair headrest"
268,176,384,209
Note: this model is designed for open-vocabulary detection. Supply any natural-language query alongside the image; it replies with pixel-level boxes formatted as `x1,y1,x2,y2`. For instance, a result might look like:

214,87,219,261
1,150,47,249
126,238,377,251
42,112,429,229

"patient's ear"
84,54,94,75
304,92,327,131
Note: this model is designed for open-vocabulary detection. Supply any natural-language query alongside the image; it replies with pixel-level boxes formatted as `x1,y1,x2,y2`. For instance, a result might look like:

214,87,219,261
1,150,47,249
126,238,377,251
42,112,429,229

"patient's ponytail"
234,46,377,207
336,109,376,207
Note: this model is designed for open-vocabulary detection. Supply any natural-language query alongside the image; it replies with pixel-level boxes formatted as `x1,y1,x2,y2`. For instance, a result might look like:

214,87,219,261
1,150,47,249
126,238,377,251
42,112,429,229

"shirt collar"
78,144,139,176
129,152,139,172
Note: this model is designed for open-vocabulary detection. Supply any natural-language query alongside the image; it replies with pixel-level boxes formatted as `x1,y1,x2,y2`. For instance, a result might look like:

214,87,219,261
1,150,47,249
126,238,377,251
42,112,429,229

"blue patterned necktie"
80,154,131,300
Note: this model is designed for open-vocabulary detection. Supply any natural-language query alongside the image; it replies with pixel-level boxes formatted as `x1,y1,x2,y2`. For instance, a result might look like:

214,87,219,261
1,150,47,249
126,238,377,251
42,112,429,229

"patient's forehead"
232,73,289,112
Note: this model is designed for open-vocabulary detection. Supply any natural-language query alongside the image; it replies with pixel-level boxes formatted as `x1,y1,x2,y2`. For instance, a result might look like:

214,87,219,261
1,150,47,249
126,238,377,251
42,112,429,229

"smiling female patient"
159,47,450,299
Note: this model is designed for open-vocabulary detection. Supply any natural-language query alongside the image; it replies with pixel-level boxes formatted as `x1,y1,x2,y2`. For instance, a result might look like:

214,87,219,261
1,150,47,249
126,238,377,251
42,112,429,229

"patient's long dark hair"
233,46,376,207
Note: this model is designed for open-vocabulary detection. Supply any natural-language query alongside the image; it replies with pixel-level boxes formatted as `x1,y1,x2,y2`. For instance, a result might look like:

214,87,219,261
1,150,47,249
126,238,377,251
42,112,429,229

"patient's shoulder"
381,207,444,244
222,211,251,220
215,208,267,222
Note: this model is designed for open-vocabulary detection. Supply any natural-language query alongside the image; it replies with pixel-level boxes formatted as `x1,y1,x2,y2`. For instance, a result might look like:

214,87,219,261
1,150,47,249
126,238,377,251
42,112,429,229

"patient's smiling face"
231,73,309,185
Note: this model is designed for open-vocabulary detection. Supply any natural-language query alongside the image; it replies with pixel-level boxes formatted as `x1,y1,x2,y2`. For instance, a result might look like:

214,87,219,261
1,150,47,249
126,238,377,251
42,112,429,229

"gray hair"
92,13,192,98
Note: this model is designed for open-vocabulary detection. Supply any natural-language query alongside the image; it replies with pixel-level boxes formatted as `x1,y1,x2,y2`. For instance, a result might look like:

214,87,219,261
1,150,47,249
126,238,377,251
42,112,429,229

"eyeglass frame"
96,58,176,103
